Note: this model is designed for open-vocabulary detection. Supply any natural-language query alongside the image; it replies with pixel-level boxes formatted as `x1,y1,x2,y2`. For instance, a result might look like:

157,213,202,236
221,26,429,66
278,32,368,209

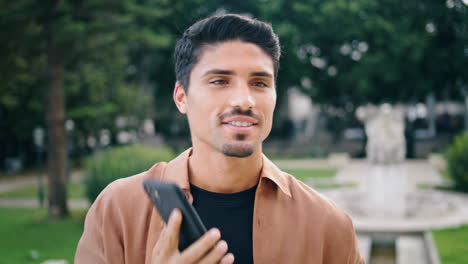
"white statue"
365,104,406,164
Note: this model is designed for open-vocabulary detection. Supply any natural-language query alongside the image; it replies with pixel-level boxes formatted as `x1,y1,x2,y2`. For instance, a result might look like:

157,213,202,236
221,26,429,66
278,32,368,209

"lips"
226,121,254,127
221,116,258,133
221,116,259,126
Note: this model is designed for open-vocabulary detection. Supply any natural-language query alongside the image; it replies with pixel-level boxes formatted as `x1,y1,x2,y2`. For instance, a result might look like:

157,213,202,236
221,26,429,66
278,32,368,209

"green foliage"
445,133,468,192
84,144,175,203
433,225,468,264
266,0,467,106
0,0,174,162
0,208,85,264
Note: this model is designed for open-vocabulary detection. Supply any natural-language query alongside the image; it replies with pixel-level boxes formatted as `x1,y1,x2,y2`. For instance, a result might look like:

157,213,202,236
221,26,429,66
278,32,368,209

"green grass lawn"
0,208,85,264
0,182,85,199
433,225,468,264
282,168,337,182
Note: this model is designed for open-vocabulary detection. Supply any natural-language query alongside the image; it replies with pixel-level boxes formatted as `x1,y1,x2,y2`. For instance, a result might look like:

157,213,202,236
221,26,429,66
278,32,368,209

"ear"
173,81,188,114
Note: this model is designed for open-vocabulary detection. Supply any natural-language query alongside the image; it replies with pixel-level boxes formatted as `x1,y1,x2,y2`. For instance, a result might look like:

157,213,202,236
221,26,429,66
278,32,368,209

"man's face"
175,40,277,158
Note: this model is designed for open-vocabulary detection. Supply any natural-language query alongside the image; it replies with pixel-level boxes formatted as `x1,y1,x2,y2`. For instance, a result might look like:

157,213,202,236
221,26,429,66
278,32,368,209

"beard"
221,134,254,157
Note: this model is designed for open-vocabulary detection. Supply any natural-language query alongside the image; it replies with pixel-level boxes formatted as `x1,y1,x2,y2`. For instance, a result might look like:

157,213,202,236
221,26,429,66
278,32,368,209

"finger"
152,209,183,259
198,240,228,264
219,253,235,264
179,228,221,262
151,226,167,262
165,209,183,250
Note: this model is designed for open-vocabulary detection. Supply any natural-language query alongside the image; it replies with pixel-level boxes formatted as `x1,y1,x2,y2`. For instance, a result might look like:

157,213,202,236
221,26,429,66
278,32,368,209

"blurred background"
0,0,467,263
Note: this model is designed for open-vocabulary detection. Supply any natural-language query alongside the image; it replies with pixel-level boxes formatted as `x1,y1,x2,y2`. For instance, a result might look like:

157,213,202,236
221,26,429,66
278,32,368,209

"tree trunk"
46,43,69,218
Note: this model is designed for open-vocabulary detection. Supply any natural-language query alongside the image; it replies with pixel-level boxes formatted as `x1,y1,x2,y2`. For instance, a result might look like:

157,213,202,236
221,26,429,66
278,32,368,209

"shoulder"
283,173,337,212
282,172,362,262
282,172,361,262
282,172,354,231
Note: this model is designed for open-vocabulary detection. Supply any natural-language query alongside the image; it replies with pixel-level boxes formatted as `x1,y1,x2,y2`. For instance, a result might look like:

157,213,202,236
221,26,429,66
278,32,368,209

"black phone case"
143,179,207,251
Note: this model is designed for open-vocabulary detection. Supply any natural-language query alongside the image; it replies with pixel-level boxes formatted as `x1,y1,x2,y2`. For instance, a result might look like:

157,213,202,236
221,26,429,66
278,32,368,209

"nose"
228,81,255,110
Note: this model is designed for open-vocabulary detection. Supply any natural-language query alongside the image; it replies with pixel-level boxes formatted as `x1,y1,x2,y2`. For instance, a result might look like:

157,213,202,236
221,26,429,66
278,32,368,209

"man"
75,14,364,264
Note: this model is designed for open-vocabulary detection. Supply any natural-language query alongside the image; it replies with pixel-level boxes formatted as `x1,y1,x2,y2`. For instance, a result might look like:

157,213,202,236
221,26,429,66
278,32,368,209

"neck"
188,144,263,193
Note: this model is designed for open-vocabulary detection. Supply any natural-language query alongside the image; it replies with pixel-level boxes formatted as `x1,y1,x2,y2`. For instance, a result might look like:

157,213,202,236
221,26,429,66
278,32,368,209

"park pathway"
0,171,89,209
0,171,84,193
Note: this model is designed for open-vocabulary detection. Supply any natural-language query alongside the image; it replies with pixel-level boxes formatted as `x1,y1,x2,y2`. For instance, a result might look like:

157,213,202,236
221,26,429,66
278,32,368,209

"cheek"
264,92,276,120
259,93,276,133
187,96,218,129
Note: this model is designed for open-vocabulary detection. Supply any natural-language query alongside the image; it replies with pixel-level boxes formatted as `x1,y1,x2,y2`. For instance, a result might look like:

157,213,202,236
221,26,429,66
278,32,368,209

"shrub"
446,133,468,192
85,144,176,203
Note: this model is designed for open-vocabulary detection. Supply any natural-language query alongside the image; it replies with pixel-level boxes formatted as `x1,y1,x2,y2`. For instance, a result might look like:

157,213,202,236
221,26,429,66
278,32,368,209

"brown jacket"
75,149,364,263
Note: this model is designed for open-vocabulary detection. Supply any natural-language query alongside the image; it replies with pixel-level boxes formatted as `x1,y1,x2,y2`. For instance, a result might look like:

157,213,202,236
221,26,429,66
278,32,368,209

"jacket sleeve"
75,183,125,263
346,217,365,264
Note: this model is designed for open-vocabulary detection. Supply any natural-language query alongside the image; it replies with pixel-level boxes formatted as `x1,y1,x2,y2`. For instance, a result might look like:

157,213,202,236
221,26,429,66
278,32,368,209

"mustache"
219,107,261,122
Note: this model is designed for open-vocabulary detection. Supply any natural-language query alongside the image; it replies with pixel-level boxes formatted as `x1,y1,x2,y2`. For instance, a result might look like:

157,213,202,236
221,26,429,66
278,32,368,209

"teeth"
228,121,253,127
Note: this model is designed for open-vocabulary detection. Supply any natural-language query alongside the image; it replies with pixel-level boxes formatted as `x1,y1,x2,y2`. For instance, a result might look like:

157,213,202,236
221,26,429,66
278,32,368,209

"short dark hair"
174,14,281,91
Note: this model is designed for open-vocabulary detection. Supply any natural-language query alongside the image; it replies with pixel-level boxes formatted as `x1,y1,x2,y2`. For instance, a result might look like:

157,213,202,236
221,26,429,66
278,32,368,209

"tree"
0,0,173,218
263,0,467,107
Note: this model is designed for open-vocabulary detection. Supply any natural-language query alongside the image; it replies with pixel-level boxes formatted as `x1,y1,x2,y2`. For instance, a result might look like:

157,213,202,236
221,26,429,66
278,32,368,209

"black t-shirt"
190,183,257,264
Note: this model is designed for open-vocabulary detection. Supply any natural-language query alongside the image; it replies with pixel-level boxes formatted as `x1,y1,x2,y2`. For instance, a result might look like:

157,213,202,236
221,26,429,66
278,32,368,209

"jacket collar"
260,154,292,197
161,148,292,201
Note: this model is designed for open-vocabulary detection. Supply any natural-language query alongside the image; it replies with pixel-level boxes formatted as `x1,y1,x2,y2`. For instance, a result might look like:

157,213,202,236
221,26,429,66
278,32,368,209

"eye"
210,79,228,85
253,81,269,88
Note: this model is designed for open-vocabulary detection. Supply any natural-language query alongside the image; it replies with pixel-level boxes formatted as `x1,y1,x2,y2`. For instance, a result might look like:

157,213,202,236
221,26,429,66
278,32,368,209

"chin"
221,143,255,158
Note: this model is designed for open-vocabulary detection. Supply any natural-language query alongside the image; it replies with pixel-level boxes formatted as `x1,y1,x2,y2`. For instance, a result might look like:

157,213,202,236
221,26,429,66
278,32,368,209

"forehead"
191,40,275,77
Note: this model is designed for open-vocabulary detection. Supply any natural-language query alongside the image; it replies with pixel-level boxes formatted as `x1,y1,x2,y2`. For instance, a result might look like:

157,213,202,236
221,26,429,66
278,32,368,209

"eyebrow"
251,71,273,78
203,69,273,78
203,69,234,76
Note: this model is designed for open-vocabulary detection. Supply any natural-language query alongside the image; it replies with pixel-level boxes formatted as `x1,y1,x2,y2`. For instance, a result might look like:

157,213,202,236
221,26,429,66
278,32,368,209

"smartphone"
143,179,207,251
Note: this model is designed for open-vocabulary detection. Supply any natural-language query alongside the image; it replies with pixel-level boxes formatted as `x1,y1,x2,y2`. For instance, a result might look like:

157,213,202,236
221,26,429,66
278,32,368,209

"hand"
151,209,235,264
